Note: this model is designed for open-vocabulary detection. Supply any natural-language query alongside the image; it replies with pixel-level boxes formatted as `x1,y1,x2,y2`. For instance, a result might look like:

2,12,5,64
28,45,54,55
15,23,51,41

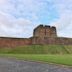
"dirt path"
0,57,72,72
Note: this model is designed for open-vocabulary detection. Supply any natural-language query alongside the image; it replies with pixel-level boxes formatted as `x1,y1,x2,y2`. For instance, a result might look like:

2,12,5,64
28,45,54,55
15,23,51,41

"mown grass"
0,54,72,66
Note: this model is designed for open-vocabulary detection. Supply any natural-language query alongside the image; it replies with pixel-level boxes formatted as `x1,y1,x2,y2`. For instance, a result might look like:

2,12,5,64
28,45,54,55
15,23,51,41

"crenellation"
45,25,50,28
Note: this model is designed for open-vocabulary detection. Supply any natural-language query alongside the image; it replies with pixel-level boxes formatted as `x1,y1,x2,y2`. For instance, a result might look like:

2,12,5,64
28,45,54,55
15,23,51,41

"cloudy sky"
0,0,72,38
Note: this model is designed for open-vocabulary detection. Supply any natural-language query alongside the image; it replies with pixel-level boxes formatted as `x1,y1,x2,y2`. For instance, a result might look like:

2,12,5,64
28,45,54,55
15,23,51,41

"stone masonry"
31,25,72,45
33,25,57,38
0,24,72,48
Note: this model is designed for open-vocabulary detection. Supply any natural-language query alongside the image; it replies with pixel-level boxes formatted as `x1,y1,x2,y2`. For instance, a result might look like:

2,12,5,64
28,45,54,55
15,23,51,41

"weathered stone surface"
0,24,72,48
0,37,32,48
33,25,57,38
32,25,72,45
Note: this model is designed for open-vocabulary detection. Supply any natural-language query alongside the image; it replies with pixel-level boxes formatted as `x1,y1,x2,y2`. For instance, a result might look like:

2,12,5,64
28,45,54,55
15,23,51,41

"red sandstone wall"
33,25,57,38
32,37,72,45
0,37,72,48
0,38,32,48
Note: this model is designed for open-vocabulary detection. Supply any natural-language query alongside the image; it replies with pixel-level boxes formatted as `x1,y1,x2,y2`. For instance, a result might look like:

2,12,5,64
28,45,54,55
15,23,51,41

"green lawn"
0,54,72,66
0,45,72,66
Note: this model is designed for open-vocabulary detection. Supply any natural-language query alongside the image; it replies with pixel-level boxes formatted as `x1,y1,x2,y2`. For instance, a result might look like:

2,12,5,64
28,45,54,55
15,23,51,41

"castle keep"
0,24,72,47
31,25,72,45
33,25,57,38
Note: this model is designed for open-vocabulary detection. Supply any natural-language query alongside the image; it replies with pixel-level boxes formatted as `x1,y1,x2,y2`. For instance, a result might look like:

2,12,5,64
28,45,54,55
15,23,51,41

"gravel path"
0,57,72,72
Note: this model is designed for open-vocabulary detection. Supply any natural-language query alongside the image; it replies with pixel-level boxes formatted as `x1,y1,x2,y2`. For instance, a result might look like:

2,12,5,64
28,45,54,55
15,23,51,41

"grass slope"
0,45,72,66
0,45,72,54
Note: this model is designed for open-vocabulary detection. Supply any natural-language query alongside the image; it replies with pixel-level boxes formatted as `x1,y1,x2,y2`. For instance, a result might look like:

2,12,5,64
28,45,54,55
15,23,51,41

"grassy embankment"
0,45,72,66
0,45,72,54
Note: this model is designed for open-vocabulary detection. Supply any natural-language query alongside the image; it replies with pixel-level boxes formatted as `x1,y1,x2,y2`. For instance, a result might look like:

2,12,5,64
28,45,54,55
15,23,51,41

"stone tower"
33,25,57,38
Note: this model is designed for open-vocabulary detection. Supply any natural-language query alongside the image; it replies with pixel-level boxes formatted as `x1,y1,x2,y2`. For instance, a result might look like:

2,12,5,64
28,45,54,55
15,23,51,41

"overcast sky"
0,0,72,38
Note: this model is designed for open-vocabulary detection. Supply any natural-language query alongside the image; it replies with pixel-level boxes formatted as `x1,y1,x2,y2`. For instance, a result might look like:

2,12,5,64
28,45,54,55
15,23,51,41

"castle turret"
33,24,45,38
50,26,57,37
45,25,51,37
